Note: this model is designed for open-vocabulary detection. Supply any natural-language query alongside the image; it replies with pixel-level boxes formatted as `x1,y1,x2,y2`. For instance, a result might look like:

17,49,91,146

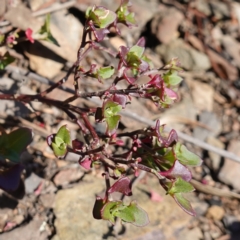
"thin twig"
32,0,76,17
191,179,240,199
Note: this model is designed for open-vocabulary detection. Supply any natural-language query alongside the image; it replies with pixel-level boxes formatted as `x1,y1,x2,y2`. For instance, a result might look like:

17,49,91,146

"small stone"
206,137,224,171
207,205,225,221
53,167,84,187
24,172,43,194
218,140,240,191
151,8,184,44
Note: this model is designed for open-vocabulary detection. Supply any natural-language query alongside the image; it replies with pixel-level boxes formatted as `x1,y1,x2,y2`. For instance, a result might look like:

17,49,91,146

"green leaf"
174,142,202,166
87,6,116,29
106,115,120,134
104,101,122,118
113,205,135,222
97,66,115,80
51,125,71,157
101,201,121,224
113,201,149,227
129,45,144,58
0,128,32,163
126,52,141,68
168,178,195,195
125,12,136,24
52,142,67,157
163,71,182,86
113,166,126,177
0,52,15,70
173,193,196,216
54,136,64,147
38,14,60,47
55,125,71,145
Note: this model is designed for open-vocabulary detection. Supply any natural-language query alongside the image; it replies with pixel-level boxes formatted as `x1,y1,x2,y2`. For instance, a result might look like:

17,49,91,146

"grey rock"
24,172,43,194
193,111,222,141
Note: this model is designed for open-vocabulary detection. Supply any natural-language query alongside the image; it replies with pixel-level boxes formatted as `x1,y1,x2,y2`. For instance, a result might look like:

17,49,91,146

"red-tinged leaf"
136,37,146,47
79,157,92,170
164,88,178,100
160,160,192,182
108,176,132,196
93,196,105,219
72,139,84,151
147,74,164,89
155,120,178,147
123,68,137,84
113,94,127,108
173,193,196,216
88,21,110,41
95,107,104,122
118,46,129,65
0,164,23,191
138,60,149,72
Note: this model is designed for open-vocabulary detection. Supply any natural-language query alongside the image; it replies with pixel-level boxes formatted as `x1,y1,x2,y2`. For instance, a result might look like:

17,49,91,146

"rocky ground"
1,0,240,239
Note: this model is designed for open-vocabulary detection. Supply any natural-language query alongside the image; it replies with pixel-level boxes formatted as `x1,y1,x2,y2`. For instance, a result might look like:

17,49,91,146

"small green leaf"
163,71,182,86
113,205,135,222
38,14,60,47
104,101,122,118
55,125,71,145
113,201,149,227
125,12,135,24
52,142,67,157
51,125,71,157
126,52,141,68
87,6,116,28
128,45,144,58
54,136,64,147
106,115,120,134
101,201,121,224
113,166,126,177
173,193,196,216
168,178,195,195
0,52,15,70
174,142,202,166
97,66,115,80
